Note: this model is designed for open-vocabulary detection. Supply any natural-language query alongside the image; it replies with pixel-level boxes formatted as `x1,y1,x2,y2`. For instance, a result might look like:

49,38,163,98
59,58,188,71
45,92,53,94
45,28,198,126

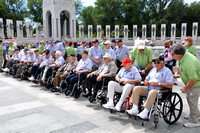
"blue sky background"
81,0,199,7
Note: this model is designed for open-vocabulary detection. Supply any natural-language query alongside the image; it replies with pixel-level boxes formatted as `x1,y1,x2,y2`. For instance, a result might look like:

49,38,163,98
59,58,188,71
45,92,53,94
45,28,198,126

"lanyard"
94,47,98,55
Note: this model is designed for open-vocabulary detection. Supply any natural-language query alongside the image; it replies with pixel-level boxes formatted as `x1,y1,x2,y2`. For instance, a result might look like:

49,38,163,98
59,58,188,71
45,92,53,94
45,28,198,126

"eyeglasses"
154,61,160,64
185,39,188,41
104,44,108,45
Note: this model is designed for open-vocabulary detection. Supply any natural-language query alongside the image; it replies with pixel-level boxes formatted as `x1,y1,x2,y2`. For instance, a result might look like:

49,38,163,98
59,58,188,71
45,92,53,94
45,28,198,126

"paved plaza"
0,72,199,133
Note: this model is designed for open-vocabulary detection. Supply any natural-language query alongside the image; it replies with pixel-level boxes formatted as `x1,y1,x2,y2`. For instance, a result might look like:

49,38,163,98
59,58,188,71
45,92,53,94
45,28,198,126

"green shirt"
65,46,77,56
186,45,197,56
179,52,200,87
131,47,153,68
99,42,106,54
9,45,17,55
0,45,3,54
38,45,44,55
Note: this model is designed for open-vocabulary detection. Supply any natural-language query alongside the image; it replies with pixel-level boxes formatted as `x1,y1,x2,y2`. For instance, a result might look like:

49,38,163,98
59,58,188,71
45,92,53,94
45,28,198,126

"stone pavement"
0,73,199,133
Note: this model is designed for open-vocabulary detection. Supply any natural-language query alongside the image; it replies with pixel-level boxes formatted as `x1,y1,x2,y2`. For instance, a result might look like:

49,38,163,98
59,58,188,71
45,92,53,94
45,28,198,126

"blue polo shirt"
89,46,103,67
117,66,141,84
40,55,53,67
76,45,87,55
76,58,92,71
146,66,173,90
105,48,116,60
116,45,129,62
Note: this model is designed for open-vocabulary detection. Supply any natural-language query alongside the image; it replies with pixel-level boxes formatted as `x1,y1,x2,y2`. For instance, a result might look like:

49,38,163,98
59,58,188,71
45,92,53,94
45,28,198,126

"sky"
81,0,199,7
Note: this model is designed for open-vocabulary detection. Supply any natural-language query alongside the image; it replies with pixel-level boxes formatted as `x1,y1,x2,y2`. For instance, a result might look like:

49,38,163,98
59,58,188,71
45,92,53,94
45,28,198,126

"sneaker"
137,110,148,120
3,68,9,72
28,76,35,81
114,102,122,112
126,108,139,116
183,122,200,128
102,102,114,109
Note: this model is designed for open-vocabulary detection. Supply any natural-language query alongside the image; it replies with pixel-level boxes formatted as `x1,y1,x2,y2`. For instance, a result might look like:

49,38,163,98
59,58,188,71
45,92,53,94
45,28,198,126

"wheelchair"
20,63,33,80
134,88,183,128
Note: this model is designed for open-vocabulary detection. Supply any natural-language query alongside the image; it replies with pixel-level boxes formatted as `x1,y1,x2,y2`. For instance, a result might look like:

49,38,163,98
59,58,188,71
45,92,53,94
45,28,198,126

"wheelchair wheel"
162,92,183,125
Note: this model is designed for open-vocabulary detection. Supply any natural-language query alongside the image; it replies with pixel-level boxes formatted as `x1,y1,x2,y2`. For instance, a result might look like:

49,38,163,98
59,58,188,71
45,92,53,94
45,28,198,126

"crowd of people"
0,36,199,128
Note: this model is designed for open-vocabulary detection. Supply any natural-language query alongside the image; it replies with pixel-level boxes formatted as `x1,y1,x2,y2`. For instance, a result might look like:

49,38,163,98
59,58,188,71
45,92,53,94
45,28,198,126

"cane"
142,82,150,126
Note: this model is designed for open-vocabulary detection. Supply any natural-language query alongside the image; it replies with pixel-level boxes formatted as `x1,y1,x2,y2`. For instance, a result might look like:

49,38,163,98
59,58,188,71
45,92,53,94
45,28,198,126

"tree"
75,0,83,15
27,0,43,24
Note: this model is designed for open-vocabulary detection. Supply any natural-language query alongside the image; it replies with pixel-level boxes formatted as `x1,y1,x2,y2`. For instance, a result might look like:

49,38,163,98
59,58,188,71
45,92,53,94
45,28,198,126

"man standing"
170,45,200,128
55,39,68,56
0,40,3,72
104,40,116,61
115,39,129,68
89,39,103,68
76,41,87,61
99,36,107,54
131,40,153,80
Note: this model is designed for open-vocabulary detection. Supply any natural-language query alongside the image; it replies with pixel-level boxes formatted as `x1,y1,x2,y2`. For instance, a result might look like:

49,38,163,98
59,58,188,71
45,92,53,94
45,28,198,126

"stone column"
124,25,128,40
151,24,156,41
115,25,119,38
26,22,33,38
142,25,147,39
0,18,4,38
16,21,23,38
36,23,42,38
88,25,93,38
192,22,198,41
79,25,84,38
97,25,101,39
6,19,14,38
63,19,67,37
133,25,137,40
161,24,166,41
106,25,110,39
181,23,187,41
171,24,176,41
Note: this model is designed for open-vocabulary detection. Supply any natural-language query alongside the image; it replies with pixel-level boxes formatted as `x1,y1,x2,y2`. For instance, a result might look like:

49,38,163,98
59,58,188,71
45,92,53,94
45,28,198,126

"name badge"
95,56,99,59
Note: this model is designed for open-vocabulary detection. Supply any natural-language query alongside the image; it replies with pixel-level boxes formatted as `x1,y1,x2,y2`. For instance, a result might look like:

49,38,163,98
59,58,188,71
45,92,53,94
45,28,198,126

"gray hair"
170,45,186,55
55,51,62,56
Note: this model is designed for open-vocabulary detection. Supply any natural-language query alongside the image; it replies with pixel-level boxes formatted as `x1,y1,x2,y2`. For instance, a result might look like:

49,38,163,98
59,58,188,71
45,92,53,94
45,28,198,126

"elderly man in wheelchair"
126,56,173,120
85,54,118,102
102,58,141,111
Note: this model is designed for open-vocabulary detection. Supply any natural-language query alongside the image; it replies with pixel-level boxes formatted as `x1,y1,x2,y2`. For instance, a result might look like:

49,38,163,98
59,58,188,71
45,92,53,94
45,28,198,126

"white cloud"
184,0,199,4
81,0,96,7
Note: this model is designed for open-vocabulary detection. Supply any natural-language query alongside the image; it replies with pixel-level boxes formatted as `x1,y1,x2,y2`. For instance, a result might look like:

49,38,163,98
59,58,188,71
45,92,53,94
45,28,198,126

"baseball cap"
69,53,76,57
137,40,145,49
103,54,112,60
111,39,116,43
120,58,131,66
34,49,39,52
15,49,19,51
24,48,29,51
152,56,164,62
104,40,111,45
82,41,86,43
118,39,122,43
44,49,50,55
49,40,54,43
93,39,98,43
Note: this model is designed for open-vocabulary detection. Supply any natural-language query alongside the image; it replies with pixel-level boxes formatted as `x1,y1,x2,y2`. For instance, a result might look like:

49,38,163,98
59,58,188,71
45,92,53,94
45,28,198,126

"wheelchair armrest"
103,77,115,81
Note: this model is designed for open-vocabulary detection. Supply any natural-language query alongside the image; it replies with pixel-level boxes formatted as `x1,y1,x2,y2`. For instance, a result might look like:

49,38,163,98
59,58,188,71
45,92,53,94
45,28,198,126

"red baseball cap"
120,58,132,66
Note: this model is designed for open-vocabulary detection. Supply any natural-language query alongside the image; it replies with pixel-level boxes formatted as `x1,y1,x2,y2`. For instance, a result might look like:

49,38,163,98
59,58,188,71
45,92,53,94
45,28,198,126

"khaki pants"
129,86,158,111
53,73,67,86
0,55,3,69
186,86,200,123
107,81,133,102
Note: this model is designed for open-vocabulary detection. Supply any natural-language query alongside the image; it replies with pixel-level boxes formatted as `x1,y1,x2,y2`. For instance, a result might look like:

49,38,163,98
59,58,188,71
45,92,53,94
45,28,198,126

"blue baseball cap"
49,40,54,43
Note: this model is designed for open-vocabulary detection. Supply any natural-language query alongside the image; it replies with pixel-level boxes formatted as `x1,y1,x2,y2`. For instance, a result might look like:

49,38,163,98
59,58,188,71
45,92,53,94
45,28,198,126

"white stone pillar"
161,24,166,41
142,25,147,39
171,24,176,41
181,23,187,41
79,25,84,38
63,19,67,37
106,25,110,39
133,25,137,40
88,25,93,38
36,23,42,38
0,18,4,38
115,25,119,38
26,22,32,38
16,21,23,38
192,22,198,41
97,25,101,39
151,24,156,41
124,25,128,40
6,19,14,38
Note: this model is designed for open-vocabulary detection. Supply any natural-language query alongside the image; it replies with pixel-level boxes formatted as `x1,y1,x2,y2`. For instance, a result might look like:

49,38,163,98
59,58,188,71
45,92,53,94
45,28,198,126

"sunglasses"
154,61,160,64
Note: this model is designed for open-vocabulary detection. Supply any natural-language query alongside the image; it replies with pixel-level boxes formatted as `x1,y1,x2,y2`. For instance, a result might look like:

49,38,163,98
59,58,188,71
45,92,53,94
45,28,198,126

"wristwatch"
158,83,161,86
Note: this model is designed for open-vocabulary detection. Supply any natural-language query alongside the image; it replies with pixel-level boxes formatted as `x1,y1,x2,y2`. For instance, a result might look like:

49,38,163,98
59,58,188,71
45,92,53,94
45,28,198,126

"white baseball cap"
103,54,112,60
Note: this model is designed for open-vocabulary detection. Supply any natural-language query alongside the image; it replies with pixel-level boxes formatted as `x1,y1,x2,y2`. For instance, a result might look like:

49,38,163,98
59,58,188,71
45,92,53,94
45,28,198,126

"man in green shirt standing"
65,41,77,60
183,36,197,57
171,45,200,128
98,36,107,54
0,40,3,72
131,40,153,81
8,41,17,56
